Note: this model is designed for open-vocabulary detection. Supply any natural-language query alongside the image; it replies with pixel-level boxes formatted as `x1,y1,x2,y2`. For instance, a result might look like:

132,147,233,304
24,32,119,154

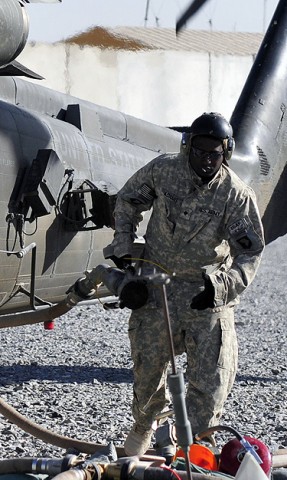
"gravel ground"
0,235,286,461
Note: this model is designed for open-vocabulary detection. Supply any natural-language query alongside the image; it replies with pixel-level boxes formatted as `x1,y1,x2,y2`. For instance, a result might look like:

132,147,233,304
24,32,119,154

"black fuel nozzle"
73,264,149,310
118,274,149,309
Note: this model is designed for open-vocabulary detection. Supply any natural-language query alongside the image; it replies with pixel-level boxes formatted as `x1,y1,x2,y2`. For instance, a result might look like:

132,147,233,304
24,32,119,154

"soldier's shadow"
0,364,133,384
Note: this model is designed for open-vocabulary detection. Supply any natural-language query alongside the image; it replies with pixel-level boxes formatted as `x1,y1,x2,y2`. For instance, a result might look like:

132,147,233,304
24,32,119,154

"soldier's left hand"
190,275,215,310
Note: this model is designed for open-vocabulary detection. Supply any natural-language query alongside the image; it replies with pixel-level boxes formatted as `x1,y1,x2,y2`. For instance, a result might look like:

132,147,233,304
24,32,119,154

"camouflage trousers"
128,282,238,435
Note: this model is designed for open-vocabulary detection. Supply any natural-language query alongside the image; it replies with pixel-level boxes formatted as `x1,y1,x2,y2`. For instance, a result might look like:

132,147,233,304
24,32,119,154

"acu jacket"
104,153,265,308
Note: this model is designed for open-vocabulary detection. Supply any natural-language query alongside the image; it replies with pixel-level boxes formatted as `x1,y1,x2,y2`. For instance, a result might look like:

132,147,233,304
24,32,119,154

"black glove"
190,275,215,310
109,255,132,270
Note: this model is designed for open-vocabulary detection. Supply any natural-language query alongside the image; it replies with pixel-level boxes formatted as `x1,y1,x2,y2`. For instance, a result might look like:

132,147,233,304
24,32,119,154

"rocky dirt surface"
0,235,286,461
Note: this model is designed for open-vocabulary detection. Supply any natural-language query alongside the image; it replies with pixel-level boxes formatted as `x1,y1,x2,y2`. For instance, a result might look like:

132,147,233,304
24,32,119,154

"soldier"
103,112,265,456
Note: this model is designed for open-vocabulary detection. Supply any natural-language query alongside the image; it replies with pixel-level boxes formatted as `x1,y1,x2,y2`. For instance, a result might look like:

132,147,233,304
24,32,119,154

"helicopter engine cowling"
0,0,29,67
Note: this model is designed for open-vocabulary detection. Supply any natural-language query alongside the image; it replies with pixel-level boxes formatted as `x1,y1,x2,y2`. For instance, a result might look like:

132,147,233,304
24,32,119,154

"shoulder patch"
228,217,257,250
131,183,156,204
236,235,252,249
228,218,249,237
139,183,155,201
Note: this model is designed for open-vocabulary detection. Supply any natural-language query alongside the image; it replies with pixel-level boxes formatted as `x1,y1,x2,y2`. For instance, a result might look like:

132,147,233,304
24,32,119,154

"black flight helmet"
190,112,235,161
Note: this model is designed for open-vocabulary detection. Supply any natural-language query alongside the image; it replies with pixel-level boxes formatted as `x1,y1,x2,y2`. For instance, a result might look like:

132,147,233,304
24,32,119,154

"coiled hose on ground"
0,395,125,457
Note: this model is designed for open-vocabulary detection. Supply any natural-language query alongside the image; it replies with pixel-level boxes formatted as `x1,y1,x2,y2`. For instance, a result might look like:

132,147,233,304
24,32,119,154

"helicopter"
0,0,287,328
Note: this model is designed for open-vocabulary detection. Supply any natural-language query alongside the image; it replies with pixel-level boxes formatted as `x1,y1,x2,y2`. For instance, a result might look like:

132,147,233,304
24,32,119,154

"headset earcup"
224,137,235,160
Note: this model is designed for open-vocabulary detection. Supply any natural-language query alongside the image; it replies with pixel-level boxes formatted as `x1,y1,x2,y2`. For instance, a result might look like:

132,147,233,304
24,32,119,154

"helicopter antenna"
144,0,150,27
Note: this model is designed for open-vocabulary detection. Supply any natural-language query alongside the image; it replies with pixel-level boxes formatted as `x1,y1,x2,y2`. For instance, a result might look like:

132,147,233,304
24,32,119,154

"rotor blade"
21,1,62,3
176,0,210,34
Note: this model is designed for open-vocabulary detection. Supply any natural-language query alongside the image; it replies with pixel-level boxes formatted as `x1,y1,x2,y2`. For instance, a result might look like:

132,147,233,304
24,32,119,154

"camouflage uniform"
105,152,265,434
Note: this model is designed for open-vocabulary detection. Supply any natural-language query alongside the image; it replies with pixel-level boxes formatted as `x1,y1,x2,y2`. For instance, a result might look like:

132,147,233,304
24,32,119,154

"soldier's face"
189,135,224,178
